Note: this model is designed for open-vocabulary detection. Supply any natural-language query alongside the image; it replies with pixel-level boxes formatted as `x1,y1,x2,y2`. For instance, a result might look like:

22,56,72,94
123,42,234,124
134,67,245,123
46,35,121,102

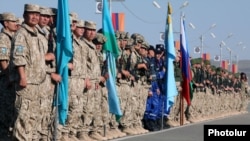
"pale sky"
1,0,249,61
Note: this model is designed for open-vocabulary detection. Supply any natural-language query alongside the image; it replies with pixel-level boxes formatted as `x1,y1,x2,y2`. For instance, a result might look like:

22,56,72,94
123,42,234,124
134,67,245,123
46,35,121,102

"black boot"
163,117,171,129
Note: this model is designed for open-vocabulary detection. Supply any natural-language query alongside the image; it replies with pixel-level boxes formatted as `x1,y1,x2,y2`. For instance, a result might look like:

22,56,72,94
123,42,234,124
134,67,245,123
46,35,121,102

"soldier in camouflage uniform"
93,32,115,140
16,17,24,30
116,31,137,135
192,58,205,92
122,33,146,135
64,19,89,141
0,12,17,139
35,7,60,140
80,20,107,141
10,4,48,140
107,31,129,138
134,41,150,133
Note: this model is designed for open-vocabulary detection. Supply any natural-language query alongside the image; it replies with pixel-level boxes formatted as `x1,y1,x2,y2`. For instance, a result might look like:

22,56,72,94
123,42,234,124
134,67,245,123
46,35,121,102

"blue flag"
102,0,122,120
55,0,73,125
164,2,178,114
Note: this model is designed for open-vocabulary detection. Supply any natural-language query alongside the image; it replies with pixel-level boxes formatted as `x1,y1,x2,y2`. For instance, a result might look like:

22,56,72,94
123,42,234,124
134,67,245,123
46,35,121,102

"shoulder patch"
0,47,7,55
15,46,24,56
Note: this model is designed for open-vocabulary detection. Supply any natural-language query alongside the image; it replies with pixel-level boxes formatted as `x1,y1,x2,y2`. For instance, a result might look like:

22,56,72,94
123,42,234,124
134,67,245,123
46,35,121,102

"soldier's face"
84,28,96,41
95,44,103,52
24,12,40,27
74,27,84,37
39,15,50,27
139,47,147,56
4,21,17,32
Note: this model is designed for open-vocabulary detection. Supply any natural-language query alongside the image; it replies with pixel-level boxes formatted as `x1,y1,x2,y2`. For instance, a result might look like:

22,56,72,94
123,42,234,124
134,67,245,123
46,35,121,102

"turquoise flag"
55,0,73,125
164,2,178,114
102,0,122,120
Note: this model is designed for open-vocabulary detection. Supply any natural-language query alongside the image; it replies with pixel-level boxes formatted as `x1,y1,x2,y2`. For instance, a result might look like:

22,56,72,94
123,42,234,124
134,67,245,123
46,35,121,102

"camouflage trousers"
37,74,55,140
100,87,110,131
91,81,105,133
13,84,42,141
118,79,133,128
135,81,150,127
67,77,85,135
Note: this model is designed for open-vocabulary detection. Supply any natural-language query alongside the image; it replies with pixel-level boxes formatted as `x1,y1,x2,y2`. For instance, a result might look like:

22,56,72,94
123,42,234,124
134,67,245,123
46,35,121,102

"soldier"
0,12,17,139
240,72,248,94
10,4,48,140
80,20,108,141
69,12,78,31
36,6,57,141
93,33,117,140
62,19,88,141
134,41,150,133
16,17,24,30
192,58,205,92
116,32,137,135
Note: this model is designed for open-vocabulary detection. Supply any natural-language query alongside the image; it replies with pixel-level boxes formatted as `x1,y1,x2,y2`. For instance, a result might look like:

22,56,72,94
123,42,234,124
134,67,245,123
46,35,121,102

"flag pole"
180,90,184,126
53,83,59,141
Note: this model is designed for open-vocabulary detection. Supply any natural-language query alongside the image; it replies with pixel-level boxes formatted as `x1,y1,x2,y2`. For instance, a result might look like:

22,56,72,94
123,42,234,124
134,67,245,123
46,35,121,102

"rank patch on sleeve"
15,46,24,56
0,47,7,55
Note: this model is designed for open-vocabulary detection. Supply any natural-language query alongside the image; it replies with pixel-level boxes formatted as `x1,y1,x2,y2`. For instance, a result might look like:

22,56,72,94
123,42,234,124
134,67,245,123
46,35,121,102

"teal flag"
164,2,178,114
102,0,122,120
55,0,73,125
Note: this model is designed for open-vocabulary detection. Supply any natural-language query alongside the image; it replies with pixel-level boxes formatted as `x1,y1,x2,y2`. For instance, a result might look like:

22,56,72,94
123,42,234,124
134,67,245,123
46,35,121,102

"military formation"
0,3,249,141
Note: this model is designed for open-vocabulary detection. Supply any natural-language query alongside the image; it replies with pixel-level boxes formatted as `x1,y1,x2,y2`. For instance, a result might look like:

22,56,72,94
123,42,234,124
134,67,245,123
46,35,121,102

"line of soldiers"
0,3,179,141
0,3,249,141
190,58,248,95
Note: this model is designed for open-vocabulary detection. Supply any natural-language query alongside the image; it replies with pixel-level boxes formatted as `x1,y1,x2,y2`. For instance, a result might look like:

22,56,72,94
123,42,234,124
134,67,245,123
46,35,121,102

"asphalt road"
113,102,250,141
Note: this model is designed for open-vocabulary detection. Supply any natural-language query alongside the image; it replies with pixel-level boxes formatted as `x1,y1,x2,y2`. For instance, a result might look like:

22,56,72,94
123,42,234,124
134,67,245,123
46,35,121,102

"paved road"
112,103,250,141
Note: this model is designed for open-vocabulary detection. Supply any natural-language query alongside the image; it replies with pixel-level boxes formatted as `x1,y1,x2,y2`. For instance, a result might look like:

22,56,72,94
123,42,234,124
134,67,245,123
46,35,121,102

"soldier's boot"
166,119,176,127
69,133,80,141
113,128,127,137
138,126,149,133
131,126,141,134
121,127,135,135
78,132,96,141
163,117,171,129
108,128,120,138
60,132,72,141
89,131,108,141
99,130,114,140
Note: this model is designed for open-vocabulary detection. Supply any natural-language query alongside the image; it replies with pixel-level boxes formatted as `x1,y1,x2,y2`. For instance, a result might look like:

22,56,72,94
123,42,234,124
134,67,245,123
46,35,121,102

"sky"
1,0,249,61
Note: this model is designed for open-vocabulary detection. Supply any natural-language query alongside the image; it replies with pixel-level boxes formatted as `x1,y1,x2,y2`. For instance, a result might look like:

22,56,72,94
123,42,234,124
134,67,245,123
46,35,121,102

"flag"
180,16,192,105
102,0,122,120
55,0,73,125
112,13,125,31
164,2,178,114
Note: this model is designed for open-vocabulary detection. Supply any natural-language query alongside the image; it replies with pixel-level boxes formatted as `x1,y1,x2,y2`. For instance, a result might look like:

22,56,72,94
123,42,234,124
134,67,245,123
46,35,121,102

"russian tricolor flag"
180,16,192,105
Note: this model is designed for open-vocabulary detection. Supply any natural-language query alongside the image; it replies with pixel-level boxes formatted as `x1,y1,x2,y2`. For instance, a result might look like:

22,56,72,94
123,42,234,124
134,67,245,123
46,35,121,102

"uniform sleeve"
0,34,10,60
12,32,28,66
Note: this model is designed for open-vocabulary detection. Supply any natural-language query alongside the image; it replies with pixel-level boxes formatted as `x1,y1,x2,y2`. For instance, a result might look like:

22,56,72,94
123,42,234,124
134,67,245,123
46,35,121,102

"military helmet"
131,33,144,44
93,33,107,45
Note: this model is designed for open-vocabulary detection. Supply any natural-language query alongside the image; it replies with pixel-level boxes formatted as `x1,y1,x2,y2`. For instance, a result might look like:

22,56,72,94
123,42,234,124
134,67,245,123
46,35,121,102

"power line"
120,2,164,24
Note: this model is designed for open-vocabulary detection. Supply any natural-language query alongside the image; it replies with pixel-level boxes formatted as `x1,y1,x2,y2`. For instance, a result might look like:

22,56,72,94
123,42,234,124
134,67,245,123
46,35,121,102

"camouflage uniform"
80,20,107,141
35,8,57,140
10,4,48,140
116,32,135,135
67,30,88,138
0,12,17,138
